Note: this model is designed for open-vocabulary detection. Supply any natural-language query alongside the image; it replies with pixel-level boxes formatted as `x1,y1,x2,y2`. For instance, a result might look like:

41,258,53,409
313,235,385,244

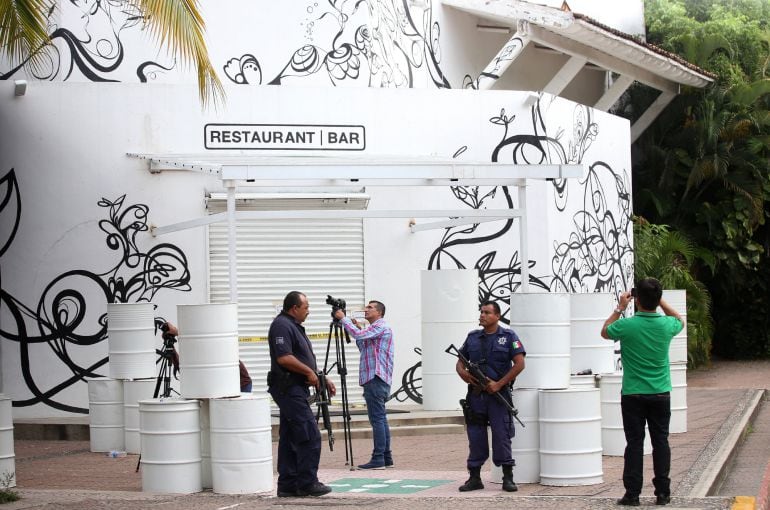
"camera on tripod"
159,322,177,350
326,295,346,315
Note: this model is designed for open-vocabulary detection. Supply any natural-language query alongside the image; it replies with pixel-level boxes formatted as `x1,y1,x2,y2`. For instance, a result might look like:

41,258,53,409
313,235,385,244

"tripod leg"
334,323,355,469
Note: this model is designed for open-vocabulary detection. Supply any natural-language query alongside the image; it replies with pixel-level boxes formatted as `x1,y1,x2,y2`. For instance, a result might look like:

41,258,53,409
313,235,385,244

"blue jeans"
621,393,671,498
362,376,392,463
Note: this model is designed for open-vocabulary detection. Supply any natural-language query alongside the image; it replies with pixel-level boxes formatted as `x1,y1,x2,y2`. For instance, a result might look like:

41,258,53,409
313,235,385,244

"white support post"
542,55,588,97
226,182,238,304
518,183,529,292
594,74,634,112
477,30,531,90
631,90,676,142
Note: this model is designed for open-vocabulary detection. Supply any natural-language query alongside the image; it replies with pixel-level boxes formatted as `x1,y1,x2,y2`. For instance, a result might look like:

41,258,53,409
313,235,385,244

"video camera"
159,321,177,348
326,295,346,314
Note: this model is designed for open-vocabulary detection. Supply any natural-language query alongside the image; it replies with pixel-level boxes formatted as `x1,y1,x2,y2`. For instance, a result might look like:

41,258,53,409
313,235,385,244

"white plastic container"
421,270,479,411
88,378,124,452
539,388,603,486
570,293,616,374
570,374,598,389
489,388,540,484
598,372,651,456
670,362,688,433
0,396,15,487
662,290,687,364
123,379,156,454
177,304,240,399
511,293,571,389
107,303,156,380
139,398,201,493
210,395,273,494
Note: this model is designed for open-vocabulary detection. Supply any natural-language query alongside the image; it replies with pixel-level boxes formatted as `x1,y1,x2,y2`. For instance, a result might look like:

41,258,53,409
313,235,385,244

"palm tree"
0,0,224,108
633,218,713,368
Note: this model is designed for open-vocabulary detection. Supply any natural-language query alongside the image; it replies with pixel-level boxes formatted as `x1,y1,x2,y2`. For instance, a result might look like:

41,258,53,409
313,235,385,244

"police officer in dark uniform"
455,300,526,492
268,291,336,498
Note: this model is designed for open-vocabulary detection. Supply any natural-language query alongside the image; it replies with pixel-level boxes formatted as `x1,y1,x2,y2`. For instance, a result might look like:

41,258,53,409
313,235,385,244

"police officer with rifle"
452,300,526,493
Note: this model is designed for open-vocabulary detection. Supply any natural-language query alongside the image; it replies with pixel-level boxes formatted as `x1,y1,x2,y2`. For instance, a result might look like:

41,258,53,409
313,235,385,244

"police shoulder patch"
275,336,284,345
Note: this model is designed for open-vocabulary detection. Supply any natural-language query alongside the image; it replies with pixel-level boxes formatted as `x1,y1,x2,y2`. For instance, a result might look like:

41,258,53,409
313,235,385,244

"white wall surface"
0,82,632,417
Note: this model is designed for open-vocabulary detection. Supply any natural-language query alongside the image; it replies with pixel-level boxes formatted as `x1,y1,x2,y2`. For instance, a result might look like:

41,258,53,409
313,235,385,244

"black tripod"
153,333,180,399
322,318,355,470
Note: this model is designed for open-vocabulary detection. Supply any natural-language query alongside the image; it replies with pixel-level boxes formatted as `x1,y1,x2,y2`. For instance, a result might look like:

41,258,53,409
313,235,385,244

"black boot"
501,464,518,492
458,466,484,492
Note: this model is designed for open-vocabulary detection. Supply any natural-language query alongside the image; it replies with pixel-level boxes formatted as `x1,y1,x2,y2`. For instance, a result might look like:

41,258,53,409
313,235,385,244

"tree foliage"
633,0,770,359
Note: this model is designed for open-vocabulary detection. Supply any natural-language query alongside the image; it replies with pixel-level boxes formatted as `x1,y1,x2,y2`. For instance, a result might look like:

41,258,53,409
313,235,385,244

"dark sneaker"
358,460,386,470
617,495,640,506
277,489,299,498
384,460,395,469
296,481,332,497
656,495,671,505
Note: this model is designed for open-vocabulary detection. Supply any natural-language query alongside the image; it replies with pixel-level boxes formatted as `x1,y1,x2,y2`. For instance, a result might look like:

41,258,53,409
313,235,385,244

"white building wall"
0,0,635,417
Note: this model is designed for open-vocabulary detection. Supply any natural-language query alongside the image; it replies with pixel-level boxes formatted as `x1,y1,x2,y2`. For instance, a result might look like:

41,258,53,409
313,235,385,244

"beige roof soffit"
441,0,713,89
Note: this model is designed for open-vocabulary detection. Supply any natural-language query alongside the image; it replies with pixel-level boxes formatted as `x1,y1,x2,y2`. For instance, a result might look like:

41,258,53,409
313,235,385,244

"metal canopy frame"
129,153,584,300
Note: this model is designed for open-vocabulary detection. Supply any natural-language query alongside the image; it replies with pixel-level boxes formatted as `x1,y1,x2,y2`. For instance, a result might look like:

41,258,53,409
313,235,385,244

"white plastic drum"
510,293,571,389
570,293,616,374
0,396,15,487
107,303,156,380
210,395,273,494
570,374,598,389
139,398,201,493
489,388,540,484
662,290,687,364
599,373,651,456
421,270,479,411
200,399,211,489
123,379,156,454
539,388,603,486
178,303,240,399
88,378,124,452
670,363,688,433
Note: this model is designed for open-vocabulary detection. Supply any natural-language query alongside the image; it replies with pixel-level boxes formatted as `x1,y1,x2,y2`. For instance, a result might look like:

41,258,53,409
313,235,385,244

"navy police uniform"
268,311,321,494
459,325,526,468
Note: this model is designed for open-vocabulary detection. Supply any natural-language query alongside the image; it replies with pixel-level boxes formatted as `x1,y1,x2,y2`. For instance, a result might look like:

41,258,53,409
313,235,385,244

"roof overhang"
442,0,714,89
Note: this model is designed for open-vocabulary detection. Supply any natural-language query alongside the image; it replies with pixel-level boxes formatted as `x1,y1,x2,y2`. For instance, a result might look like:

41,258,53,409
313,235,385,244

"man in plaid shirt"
333,301,394,470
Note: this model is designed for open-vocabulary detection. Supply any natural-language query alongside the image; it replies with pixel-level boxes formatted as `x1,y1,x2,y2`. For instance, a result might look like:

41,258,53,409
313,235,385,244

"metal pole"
226,182,238,303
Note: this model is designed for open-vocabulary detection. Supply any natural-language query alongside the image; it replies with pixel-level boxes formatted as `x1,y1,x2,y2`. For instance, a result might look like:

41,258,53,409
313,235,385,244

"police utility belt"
267,369,306,392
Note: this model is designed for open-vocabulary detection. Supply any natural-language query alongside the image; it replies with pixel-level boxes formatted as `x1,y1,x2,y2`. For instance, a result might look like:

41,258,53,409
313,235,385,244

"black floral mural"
0,169,191,413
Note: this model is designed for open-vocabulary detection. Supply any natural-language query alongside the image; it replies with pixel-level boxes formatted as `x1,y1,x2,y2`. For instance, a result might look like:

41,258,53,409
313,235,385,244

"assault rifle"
446,343,525,428
313,370,335,451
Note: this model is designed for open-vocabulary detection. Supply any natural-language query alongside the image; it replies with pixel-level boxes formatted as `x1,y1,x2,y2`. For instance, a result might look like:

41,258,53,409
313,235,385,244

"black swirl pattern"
0,173,192,414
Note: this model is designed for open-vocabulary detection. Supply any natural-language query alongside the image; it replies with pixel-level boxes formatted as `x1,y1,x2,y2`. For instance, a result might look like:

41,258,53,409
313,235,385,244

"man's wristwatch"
614,308,623,314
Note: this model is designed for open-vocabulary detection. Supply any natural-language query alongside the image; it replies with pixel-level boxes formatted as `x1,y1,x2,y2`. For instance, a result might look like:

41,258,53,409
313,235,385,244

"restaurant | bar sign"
205,123,365,150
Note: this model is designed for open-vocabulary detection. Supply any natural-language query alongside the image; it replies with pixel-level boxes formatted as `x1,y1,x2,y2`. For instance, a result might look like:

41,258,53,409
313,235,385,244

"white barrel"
421,270,479,411
570,374,598,389
88,378,124,452
662,290,687,364
670,362,687,433
599,373,651,456
0,396,15,487
421,322,476,410
107,303,156,379
123,379,155,454
210,395,273,494
421,269,480,322
511,293,571,389
539,388,603,486
178,304,240,399
200,399,212,489
489,388,540,484
139,398,201,493
570,293,616,374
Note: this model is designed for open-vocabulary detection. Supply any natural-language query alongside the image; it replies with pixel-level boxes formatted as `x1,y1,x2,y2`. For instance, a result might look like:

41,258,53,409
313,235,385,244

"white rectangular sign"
204,123,366,150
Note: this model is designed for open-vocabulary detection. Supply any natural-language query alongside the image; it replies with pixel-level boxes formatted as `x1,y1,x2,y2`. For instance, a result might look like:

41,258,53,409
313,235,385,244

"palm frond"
0,0,53,75
132,0,225,108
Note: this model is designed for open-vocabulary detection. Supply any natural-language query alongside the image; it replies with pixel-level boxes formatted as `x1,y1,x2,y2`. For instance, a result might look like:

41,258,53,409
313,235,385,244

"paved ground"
5,358,770,509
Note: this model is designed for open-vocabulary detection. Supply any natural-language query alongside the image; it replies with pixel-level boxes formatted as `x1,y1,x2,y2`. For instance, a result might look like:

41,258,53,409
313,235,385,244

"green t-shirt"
606,311,684,395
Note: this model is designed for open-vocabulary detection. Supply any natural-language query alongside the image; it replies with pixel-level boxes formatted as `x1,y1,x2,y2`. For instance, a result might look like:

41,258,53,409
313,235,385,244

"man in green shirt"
601,278,684,507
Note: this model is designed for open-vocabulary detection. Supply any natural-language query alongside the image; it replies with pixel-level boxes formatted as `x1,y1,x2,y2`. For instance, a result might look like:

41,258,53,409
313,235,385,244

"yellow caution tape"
731,496,756,510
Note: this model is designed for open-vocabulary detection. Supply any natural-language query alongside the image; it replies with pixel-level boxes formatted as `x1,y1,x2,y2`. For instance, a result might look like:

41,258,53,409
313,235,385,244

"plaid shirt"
340,317,394,386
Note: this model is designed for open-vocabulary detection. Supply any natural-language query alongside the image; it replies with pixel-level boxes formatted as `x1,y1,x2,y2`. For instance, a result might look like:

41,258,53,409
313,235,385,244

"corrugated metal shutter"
208,214,365,405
